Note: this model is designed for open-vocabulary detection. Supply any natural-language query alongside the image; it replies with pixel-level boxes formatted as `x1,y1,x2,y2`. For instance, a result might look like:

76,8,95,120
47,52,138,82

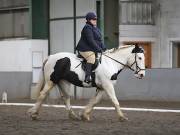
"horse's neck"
105,48,132,69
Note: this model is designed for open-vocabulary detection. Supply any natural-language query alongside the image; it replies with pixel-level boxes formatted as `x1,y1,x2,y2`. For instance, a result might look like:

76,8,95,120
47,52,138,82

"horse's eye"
138,57,142,60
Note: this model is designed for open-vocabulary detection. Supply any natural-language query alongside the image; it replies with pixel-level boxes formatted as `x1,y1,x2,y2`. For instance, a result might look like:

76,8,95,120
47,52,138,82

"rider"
76,12,106,83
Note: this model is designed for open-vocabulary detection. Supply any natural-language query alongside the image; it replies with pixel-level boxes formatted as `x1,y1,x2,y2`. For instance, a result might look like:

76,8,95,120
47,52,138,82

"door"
172,42,180,68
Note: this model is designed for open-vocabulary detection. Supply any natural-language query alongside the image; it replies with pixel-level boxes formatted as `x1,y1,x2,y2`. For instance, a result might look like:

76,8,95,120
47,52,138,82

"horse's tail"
33,58,48,99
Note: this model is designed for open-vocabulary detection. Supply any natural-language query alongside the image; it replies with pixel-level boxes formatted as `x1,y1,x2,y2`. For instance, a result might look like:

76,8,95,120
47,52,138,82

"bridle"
103,52,145,75
129,53,146,74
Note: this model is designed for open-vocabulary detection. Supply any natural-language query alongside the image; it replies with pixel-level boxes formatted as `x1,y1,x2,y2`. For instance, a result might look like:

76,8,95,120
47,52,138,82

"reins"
102,53,135,72
103,53,145,74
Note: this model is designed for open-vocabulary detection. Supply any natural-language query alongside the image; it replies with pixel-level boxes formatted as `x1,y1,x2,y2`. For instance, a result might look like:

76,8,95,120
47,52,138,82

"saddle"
77,53,99,72
77,53,100,86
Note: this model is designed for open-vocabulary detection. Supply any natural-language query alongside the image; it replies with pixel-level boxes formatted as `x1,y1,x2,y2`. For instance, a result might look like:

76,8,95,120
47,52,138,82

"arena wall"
0,40,179,101
47,69,180,102
0,39,48,99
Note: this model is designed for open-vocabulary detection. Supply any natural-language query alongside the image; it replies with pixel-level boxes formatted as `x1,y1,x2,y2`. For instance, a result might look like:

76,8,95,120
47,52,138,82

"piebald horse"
28,45,145,121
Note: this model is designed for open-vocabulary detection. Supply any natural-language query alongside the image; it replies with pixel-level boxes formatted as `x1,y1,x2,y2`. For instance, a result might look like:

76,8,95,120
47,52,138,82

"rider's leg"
102,82,128,121
81,89,104,121
79,51,95,83
84,63,93,83
58,80,79,120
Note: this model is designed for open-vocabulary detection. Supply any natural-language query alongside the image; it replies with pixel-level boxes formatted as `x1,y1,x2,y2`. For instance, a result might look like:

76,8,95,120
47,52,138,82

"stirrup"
84,75,92,83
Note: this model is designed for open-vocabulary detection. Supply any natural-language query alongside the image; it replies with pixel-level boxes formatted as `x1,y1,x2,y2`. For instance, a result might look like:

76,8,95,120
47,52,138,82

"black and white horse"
28,45,145,121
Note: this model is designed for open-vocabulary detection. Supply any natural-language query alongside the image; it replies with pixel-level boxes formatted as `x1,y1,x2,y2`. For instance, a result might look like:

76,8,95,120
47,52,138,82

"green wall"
30,0,49,39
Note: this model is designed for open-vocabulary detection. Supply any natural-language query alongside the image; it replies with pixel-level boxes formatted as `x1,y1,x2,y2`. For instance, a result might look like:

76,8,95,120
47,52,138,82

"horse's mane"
105,45,134,54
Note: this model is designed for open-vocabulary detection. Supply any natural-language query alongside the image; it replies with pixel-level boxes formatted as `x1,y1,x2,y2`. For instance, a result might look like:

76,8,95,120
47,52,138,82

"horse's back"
47,52,79,64
42,52,85,86
49,52,76,59
44,52,81,79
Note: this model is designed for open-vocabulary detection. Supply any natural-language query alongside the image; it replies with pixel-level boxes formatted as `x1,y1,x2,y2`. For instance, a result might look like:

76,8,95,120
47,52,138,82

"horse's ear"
132,43,144,53
132,43,139,53
135,43,139,48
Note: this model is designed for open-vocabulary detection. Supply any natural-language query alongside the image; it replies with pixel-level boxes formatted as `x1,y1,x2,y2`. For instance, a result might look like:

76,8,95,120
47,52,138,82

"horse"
28,45,145,121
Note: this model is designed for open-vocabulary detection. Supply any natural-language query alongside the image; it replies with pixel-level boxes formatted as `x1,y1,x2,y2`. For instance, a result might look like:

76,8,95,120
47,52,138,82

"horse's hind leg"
58,80,80,120
81,89,104,121
28,81,54,120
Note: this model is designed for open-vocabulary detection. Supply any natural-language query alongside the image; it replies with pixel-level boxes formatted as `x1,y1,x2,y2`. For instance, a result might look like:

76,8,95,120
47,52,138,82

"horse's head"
127,45,145,79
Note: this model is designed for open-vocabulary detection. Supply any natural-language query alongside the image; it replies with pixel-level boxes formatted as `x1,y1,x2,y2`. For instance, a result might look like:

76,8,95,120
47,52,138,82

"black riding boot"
84,63,93,83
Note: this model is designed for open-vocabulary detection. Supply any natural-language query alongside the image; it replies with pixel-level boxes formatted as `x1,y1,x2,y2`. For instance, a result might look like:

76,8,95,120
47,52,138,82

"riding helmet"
85,12,97,21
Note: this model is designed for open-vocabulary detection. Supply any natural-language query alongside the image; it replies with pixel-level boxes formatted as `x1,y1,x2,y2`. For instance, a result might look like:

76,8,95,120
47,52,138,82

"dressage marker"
2,91,7,103
1,103,180,113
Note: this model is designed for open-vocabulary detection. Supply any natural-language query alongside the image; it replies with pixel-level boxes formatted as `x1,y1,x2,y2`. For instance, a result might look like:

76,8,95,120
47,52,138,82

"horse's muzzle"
135,73,144,79
140,74,144,78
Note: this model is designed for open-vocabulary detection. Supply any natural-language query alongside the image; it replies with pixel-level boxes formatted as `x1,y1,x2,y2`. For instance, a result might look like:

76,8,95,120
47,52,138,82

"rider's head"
86,12,97,26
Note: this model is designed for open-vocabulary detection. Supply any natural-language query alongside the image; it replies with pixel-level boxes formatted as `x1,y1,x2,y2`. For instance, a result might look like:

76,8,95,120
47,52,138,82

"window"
120,0,154,25
0,0,29,39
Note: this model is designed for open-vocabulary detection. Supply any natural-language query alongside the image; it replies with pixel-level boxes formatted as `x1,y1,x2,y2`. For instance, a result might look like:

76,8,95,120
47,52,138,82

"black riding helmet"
85,12,97,21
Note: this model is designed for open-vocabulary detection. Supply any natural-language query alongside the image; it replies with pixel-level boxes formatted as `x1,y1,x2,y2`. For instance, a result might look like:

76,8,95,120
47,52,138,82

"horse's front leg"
81,89,104,121
28,81,54,120
103,82,128,121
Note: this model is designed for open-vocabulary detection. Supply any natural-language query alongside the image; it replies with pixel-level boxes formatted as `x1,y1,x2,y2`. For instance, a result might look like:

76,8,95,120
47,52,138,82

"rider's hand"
100,49,103,53
97,48,103,53
102,47,106,52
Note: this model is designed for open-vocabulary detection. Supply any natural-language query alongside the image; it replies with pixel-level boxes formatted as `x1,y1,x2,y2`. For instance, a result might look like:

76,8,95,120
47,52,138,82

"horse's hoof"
31,114,39,120
119,116,128,122
69,112,81,121
79,113,90,121
27,108,39,120
68,110,81,121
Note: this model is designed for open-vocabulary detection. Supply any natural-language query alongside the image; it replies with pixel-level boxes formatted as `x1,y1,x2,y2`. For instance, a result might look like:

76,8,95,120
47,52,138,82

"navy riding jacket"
76,22,106,53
